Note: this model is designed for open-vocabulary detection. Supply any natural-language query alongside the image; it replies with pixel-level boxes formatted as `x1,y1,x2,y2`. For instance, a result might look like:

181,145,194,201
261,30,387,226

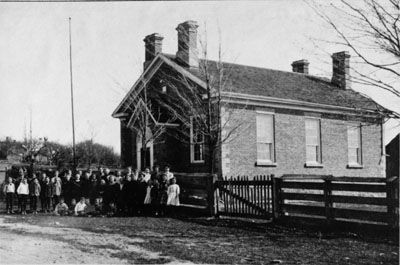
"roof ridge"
161,53,330,83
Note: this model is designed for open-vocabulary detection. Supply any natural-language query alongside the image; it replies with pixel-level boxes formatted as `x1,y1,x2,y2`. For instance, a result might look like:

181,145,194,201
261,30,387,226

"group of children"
2,165,181,217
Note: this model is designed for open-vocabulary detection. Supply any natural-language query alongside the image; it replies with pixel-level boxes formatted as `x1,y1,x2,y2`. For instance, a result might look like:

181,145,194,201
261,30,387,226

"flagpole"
69,17,77,174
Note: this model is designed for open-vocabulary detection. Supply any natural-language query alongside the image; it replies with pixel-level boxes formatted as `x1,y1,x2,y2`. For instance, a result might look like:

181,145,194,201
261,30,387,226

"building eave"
113,113,128,119
112,55,165,118
220,91,382,118
112,53,207,118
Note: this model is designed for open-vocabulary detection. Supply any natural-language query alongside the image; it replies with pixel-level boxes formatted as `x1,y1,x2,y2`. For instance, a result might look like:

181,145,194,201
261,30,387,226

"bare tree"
152,35,249,174
308,0,400,118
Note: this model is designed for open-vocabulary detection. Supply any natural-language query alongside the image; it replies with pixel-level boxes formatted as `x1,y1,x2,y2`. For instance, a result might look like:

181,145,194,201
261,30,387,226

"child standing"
3,177,15,214
144,179,152,204
44,177,53,213
158,174,168,216
29,178,41,214
122,175,133,215
16,178,29,215
167,178,180,216
39,172,46,212
143,179,153,215
52,170,62,209
150,179,159,216
136,173,147,215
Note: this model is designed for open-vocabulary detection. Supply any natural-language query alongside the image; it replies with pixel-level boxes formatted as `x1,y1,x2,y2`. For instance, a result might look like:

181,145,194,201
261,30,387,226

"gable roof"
112,53,207,118
113,53,384,118
163,54,379,111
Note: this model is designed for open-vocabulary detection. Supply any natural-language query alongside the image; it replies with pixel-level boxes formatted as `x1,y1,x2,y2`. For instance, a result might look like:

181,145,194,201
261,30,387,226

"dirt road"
0,216,192,264
0,214,398,264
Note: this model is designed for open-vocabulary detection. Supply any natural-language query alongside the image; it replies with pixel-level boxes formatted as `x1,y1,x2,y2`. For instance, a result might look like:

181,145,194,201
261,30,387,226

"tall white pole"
69,17,76,173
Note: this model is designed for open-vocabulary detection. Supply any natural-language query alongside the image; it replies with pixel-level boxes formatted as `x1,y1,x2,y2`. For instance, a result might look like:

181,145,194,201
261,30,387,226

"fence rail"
275,175,399,228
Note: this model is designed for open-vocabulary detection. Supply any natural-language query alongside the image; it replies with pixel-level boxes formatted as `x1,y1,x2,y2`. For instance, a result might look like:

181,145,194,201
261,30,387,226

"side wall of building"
221,105,384,178
386,135,399,178
120,120,137,169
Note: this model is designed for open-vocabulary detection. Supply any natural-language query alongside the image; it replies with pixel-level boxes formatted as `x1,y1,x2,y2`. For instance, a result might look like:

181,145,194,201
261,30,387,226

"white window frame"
305,118,323,167
190,116,205,164
347,124,363,167
256,111,276,166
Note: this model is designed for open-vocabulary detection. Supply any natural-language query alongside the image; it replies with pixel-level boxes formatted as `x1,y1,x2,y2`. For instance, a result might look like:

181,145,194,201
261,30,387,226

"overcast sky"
0,1,399,153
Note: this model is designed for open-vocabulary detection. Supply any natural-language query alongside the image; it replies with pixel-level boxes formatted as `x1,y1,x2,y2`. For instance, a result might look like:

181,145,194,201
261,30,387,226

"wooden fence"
1,167,398,229
274,174,399,228
214,175,273,219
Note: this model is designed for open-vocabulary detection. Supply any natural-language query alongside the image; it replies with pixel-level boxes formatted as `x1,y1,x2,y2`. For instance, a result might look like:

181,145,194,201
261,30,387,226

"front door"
140,147,151,170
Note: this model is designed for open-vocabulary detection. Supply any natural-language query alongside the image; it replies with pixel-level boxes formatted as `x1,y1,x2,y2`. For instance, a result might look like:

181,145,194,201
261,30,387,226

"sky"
0,1,399,153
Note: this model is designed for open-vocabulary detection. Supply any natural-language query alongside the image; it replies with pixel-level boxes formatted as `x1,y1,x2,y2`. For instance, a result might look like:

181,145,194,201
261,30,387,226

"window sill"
255,161,277,167
304,162,324,168
191,160,205,165
347,164,363,169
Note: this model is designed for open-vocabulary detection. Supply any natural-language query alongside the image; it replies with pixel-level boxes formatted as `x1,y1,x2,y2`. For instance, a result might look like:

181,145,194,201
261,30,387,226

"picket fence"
214,175,273,219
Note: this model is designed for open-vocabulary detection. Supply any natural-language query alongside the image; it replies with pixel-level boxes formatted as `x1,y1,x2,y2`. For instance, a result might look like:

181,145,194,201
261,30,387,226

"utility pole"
69,17,77,174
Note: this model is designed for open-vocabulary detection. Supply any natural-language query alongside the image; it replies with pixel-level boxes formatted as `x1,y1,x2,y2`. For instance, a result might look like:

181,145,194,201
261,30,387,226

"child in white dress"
167,178,180,206
143,180,153,215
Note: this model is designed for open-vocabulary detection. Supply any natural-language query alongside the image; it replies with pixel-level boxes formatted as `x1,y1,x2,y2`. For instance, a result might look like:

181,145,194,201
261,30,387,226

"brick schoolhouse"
112,20,389,178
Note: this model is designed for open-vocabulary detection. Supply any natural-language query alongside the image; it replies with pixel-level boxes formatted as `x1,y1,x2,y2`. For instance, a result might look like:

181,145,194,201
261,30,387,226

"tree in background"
75,140,120,169
2,137,120,170
308,0,400,118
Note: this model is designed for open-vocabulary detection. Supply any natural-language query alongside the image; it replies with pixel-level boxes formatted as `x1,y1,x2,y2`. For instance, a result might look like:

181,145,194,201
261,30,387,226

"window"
190,117,204,163
256,113,275,164
347,124,362,166
305,118,322,165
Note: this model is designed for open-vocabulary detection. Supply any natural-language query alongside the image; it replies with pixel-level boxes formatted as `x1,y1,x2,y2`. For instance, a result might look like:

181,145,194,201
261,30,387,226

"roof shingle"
164,54,378,111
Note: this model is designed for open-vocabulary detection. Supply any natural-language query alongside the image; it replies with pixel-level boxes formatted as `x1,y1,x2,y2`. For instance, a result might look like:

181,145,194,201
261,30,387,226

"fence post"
207,174,217,216
272,175,281,221
386,176,399,230
214,175,220,218
323,176,333,226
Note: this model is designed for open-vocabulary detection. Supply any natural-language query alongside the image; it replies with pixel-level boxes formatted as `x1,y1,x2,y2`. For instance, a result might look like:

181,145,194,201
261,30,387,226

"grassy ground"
1,213,398,264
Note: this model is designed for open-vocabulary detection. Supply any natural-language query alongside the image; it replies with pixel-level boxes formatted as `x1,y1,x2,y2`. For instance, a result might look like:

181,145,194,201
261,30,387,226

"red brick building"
113,21,389,178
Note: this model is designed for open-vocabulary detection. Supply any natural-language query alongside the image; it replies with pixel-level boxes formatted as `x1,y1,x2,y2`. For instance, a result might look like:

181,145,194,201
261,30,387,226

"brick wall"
152,129,211,173
222,106,384,178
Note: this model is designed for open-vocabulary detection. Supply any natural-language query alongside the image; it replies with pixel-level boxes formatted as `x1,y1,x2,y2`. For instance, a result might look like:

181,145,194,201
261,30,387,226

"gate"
214,175,273,219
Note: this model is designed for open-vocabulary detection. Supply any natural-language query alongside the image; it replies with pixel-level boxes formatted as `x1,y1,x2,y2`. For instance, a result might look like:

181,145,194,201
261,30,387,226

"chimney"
176,21,199,68
143,33,164,70
291,59,309,74
332,51,351,89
